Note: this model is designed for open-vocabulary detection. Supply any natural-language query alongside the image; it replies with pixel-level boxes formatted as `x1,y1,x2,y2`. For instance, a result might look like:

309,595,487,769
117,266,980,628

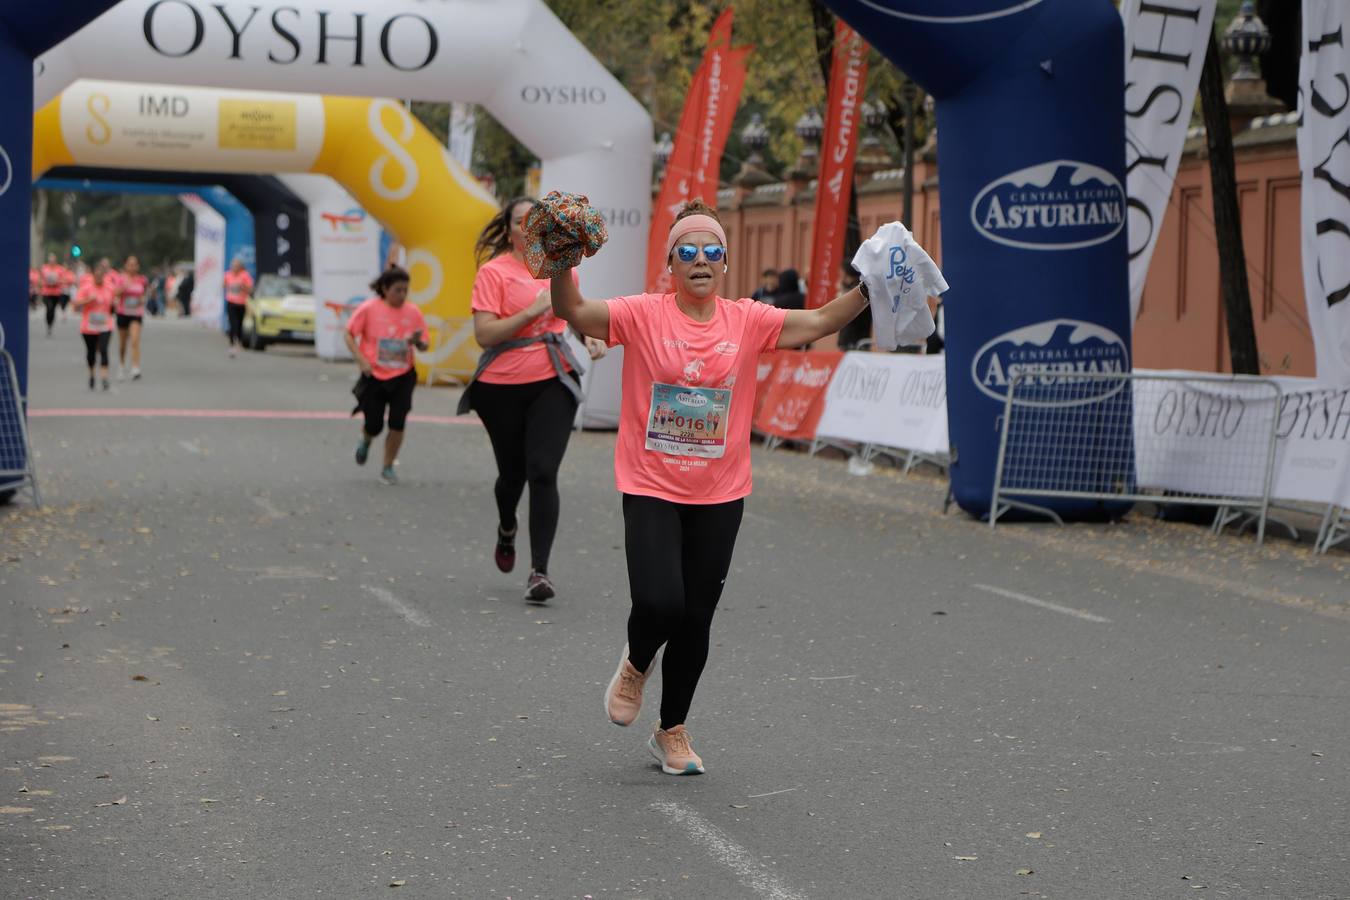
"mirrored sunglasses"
675,243,726,264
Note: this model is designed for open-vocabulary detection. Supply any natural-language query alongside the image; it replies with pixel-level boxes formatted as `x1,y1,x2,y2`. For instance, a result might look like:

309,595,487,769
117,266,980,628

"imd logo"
972,319,1129,406
971,160,1125,251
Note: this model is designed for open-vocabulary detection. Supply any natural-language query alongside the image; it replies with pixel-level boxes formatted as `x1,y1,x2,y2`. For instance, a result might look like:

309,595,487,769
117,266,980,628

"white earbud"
723,265,729,273
667,266,673,273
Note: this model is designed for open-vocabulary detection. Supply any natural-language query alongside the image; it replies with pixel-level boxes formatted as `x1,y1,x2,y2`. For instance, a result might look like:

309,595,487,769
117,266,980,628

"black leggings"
471,377,578,573
82,332,111,368
361,369,416,437
622,494,744,728
43,296,62,329
226,303,246,346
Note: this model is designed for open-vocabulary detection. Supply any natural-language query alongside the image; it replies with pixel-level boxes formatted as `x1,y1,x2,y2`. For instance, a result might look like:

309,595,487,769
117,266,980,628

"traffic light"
71,245,82,259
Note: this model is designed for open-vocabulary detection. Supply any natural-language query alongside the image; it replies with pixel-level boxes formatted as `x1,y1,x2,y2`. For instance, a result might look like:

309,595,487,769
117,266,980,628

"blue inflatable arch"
824,0,1130,520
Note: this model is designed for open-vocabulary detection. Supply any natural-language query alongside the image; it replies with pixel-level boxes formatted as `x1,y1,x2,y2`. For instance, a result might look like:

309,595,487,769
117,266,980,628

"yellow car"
242,274,315,350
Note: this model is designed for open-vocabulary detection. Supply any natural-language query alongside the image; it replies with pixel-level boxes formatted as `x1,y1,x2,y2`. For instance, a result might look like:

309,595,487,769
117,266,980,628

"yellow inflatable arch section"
33,81,497,381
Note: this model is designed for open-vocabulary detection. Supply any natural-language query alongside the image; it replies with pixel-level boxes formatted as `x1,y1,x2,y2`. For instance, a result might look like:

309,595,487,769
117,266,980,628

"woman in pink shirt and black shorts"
345,266,428,485
551,199,872,775
114,255,149,381
461,198,606,605
73,260,117,391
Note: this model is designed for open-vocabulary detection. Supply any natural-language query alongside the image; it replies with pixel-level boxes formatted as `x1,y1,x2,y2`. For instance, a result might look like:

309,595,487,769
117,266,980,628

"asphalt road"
2,312,1348,899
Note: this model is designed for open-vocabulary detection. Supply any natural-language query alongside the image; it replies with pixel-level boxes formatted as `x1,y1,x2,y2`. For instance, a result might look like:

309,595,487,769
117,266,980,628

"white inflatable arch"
35,0,650,404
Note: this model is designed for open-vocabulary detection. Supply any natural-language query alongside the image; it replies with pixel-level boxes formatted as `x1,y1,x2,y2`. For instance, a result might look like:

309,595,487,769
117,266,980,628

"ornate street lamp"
792,106,824,176
741,112,769,167
1222,0,1271,84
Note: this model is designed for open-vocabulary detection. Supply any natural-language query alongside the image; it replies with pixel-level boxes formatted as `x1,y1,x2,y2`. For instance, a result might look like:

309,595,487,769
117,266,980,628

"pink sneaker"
604,644,651,727
648,724,705,775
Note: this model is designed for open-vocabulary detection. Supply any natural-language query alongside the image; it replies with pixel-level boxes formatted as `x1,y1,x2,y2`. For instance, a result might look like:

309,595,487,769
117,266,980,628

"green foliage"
37,190,192,270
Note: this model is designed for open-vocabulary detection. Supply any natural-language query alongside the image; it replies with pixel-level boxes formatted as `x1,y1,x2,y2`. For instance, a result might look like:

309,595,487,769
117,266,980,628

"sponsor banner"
753,350,843,441
806,21,868,310
1269,376,1350,507
179,193,225,327
1130,371,1283,500
1120,0,1215,322
1117,0,1215,323
753,351,781,424
645,8,750,292
816,352,948,455
58,80,323,172
1299,2,1350,384
971,319,1131,406
1129,370,1350,508
971,160,1126,251
279,175,383,361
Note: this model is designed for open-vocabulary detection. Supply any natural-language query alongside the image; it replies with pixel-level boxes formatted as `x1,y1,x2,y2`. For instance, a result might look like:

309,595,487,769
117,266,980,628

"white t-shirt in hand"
852,222,949,351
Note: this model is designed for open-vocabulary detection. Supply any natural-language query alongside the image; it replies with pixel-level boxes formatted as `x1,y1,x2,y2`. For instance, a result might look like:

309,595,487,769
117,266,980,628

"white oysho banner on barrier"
1299,1,1350,384
815,352,948,455
179,193,225,327
1125,370,1350,507
1120,0,1215,323
279,175,383,361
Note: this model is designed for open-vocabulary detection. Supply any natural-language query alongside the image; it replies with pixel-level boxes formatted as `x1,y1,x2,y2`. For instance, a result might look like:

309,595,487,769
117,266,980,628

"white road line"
651,800,810,900
362,585,433,628
250,496,285,520
973,584,1112,624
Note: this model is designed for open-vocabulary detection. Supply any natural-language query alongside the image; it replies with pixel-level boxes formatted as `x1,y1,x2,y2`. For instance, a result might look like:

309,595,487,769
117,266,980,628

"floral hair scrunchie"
522,190,609,279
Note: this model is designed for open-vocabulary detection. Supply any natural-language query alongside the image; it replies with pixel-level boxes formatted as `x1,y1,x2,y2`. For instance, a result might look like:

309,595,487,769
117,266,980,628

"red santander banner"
753,350,844,441
645,8,751,292
806,22,869,309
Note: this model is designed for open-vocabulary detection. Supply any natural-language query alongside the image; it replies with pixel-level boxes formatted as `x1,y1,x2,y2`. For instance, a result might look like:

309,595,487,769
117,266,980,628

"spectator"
750,268,777,303
770,268,805,310
175,270,194,318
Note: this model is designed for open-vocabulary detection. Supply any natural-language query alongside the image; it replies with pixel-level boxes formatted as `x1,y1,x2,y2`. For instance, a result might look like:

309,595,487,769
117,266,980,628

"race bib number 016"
646,383,731,459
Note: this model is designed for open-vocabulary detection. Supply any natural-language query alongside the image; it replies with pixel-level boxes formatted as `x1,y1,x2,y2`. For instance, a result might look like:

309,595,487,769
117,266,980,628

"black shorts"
116,313,142,330
361,369,417,436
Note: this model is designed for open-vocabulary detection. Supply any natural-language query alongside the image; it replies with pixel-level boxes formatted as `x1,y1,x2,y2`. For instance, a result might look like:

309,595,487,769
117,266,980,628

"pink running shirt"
223,270,253,306
346,297,427,381
605,293,787,504
76,281,116,335
116,274,149,318
471,254,578,385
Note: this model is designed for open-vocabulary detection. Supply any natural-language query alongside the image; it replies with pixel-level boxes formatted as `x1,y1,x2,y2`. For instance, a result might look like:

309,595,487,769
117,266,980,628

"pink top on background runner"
224,270,254,306
470,254,579,385
346,297,427,381
605,293,787,504
76,280,116,335
116,274,149,318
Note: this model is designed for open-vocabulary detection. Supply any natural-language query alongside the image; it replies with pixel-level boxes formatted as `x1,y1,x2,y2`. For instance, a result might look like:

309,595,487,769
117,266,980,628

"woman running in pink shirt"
115,255,149,380
344,266,427,485
550,199,871,775
73,260,117,391
462,198,606,605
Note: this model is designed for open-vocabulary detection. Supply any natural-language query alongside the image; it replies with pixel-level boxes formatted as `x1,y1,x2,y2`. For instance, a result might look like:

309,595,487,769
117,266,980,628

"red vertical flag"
806,21,868,309
646,8,751,292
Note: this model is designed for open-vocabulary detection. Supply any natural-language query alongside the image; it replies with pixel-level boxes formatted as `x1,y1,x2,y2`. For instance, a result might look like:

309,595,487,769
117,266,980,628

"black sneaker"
494,527,516,573
88,375,95,390
524,570,555,604
355,439,370,466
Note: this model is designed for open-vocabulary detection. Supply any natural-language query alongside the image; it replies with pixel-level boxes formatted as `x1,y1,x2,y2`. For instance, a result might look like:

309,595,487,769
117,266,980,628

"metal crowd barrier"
1318,505,1348,555
0,348,42,509
990,371,1281,545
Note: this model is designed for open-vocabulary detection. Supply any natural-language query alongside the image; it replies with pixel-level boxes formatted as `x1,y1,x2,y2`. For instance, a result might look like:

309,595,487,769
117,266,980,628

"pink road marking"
30,408,479,426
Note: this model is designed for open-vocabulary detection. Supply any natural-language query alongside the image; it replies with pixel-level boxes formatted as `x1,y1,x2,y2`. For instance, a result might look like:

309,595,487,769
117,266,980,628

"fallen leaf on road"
94,796,127,807
145,715,159,721
1026,832,1042,839
953,856,978,861
1016,868,1034,876
131,675,148,682
389,880,406,887
200,798,219,804
730,804,749,809
95,774,110,779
